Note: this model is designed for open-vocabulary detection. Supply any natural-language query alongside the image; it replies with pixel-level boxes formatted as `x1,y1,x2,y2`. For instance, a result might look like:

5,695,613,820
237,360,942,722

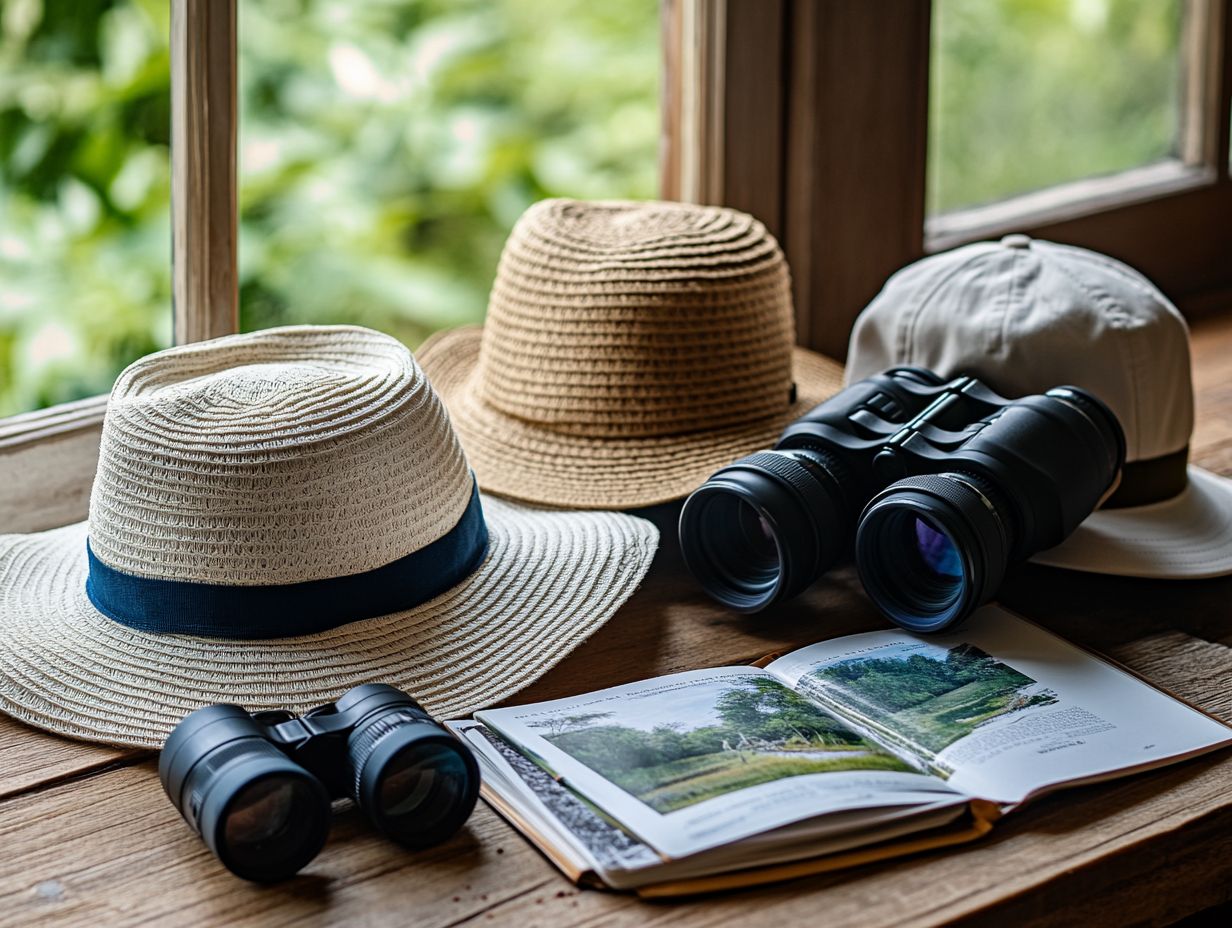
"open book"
447,606,1231,896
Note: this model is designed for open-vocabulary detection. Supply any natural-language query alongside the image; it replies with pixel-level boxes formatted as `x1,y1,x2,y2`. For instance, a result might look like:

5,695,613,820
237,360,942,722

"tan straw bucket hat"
0,325,658,748
418,199,844,509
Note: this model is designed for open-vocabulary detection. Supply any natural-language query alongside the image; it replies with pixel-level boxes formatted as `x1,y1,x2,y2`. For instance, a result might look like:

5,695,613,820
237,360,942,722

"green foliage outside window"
0,0,1183,417
0,0,658,416
0,0,172,415
930,0,1182,214
235,0,660,343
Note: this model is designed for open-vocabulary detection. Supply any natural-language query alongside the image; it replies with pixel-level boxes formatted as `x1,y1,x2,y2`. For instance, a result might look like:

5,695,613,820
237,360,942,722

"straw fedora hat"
0,326,658,748
417,199,844,509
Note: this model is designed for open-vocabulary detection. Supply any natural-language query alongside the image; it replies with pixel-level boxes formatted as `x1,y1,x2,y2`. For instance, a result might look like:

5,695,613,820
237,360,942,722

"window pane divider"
1182,0,1231,169
171,0,239,344
661,0,788,236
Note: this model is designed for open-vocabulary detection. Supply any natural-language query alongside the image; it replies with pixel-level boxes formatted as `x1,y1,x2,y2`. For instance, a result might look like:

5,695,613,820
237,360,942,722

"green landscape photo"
529,675,914,814
799,643,1059,758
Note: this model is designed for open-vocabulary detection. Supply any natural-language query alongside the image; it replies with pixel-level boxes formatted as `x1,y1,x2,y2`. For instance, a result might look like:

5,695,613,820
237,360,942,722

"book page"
447,719,663,881
766,605,1232,805
475,667,962,858
452,718,969,891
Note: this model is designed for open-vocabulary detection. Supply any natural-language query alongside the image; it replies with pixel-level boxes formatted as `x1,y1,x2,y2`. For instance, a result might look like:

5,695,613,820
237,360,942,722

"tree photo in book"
800,643,1059,760
529,676,912,813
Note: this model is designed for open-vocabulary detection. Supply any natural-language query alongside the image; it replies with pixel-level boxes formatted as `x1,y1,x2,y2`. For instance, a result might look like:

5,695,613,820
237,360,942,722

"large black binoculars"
159,684,480,882
679,367,1125,632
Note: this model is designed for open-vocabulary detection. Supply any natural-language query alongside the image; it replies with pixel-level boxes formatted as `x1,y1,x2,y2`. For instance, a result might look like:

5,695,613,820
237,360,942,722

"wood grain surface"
1,315,1231,927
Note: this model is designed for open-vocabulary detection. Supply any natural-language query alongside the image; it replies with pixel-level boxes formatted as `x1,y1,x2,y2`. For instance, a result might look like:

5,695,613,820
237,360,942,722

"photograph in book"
529,674,914,813
472,725,661,872
797,641,1059,757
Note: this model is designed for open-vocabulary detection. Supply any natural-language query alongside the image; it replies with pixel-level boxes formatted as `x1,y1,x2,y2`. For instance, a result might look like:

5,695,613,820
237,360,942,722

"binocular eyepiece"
159,684,480,882
679,367,1125,632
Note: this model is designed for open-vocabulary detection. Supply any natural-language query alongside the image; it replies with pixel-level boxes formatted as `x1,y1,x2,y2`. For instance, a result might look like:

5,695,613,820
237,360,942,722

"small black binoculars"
159,683,480,882
679,367,1125,633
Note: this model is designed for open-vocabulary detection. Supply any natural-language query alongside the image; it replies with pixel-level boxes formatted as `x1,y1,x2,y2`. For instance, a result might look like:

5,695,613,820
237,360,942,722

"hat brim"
418,326,845,509
0,496,658,748
1030,466,1232,578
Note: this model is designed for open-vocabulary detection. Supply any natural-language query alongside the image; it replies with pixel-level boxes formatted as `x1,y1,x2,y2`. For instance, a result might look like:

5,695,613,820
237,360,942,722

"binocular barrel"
160,684,480,882
679,368,1125,632
160,703,332,882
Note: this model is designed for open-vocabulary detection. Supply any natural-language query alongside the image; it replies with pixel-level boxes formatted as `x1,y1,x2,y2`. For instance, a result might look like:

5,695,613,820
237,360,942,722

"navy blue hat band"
84,483,490,639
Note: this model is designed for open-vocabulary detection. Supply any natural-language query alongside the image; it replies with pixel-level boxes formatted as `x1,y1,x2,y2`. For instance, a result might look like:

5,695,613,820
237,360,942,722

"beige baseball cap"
846,234,1232,579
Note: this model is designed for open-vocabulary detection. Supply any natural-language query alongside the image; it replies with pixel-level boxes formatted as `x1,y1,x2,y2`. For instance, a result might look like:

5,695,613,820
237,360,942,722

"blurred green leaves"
235,0,660,345
0,0,659,416
929,0,1182,214
0,0,171,416
0,0,1185,417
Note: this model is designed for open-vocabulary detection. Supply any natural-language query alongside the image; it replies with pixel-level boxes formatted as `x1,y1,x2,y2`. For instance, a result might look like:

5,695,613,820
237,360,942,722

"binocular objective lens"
219,774,327,878
894,513,967,613
856,473,1011,633
351,712,481,849
912,517,963,580
738,502,778,566
858,506,973,632
698,494,781,593
679,448,850,613
377,742,472,832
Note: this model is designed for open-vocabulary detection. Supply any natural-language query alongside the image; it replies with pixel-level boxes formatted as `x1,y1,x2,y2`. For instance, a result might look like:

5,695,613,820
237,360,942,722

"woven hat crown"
477,199,798,438
87,325,472,585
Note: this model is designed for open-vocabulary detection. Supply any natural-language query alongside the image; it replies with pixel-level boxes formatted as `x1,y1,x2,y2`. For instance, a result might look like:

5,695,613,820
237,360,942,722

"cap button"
1001,233,1031,250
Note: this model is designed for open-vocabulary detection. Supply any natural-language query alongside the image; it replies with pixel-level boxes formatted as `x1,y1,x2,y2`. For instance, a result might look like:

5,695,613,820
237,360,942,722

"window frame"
662,0,1232,358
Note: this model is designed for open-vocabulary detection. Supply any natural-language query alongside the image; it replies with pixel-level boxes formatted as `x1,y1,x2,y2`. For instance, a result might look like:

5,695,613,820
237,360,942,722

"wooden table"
3,316,1232,928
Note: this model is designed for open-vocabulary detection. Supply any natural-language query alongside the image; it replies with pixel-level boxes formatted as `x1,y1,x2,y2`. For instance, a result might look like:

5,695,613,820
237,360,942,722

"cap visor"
1030,466,1232,579
0,496,658,748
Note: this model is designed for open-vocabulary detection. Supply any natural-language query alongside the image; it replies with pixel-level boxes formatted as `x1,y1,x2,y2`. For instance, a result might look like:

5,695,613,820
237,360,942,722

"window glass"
928,0,1184,216
237,0,660,346
0,0,170,417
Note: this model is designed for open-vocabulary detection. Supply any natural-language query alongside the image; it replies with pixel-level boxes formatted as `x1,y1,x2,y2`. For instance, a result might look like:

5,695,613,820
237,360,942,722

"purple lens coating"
914,518,962,577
